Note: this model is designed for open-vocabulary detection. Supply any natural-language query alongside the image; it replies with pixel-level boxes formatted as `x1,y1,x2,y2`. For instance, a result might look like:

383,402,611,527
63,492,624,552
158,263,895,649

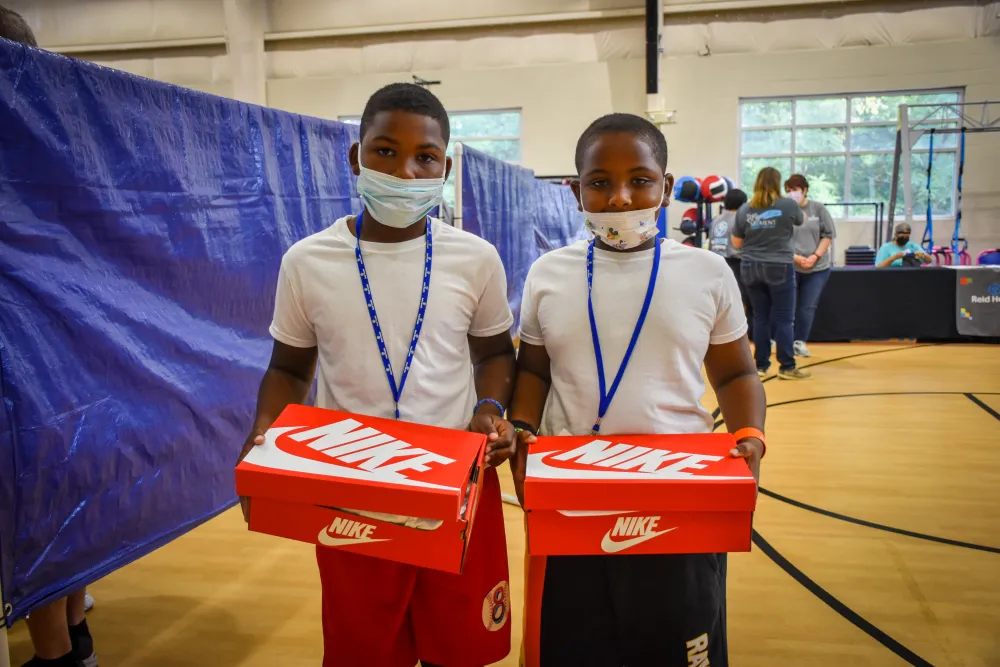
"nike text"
553,440,722,474
328,517,375,540
289,418,455,475
611,515,660,537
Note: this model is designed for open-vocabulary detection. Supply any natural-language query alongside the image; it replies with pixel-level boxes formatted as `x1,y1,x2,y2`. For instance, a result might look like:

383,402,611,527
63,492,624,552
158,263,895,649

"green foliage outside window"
739,91,961,217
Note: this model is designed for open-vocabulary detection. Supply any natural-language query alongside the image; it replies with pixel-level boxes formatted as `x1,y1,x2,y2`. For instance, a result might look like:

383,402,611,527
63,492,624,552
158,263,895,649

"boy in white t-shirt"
239,83,517,667
508,113,766,667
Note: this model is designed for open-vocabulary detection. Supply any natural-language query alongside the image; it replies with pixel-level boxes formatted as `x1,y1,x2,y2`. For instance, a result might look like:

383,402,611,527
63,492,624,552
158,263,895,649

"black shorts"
523,553,727,667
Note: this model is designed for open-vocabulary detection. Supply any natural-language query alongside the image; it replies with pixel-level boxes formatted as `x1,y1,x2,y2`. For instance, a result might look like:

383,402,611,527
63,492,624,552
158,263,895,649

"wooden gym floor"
7,343,1000,666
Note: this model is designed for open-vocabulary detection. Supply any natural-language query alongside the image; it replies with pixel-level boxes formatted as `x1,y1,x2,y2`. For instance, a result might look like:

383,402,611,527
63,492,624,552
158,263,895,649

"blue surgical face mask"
356,154,446,229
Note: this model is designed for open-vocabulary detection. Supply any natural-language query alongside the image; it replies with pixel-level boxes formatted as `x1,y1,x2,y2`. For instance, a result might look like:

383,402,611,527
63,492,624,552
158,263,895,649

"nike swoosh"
317,527,391,547
600,527,677,553
528,451,746,481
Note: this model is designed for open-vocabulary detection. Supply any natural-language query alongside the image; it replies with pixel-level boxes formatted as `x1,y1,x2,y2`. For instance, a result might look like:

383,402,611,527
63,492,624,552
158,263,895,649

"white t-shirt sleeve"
469,247,515,337
517,264,544,346
709,262,749,345
269,254,317,348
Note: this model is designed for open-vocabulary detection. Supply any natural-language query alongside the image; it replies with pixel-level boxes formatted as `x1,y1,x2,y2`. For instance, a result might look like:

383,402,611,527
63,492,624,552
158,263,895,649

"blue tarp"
460,147,586,325
0,39,360,621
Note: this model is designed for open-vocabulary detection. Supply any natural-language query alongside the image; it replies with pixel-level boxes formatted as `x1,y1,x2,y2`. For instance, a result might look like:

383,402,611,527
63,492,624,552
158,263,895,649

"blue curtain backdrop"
0,39,360,621
460,147,586,325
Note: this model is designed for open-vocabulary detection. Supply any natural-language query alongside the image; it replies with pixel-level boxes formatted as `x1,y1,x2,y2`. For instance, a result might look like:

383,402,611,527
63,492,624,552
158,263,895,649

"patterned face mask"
580,189,664,250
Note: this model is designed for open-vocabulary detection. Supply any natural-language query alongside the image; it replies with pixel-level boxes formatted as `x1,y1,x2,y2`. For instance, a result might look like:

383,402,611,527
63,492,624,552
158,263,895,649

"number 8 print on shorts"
482,580,510,631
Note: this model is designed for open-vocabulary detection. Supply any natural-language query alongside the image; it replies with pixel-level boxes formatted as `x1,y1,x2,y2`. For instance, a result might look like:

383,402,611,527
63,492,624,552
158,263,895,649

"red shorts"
317,466,511,667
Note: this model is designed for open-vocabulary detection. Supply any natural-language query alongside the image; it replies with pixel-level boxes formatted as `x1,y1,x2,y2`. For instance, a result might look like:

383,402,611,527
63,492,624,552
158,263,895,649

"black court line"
713,390,1000,432
758,488,1000,554
787,341,935,372
719,348,993,665
765,390,1000,410
710,342,938,421
739,390,1000,553
966,393,1000,422
753,531,934,667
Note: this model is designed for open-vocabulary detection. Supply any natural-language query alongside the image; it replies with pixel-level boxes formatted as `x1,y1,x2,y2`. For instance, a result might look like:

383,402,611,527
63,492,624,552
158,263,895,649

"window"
340,109,522,208
738,91,962,217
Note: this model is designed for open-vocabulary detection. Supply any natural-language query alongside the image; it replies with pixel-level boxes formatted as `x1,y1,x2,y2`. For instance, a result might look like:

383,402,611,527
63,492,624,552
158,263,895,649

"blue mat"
0,38,360,620
460,147,586,325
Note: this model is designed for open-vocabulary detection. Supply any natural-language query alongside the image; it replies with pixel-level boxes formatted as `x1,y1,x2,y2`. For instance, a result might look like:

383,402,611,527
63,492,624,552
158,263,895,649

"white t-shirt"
518,239,747,437
270,215,514,431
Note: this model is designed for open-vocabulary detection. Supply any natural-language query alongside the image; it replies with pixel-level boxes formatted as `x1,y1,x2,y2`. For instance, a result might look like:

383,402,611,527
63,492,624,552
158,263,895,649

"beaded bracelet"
510,420,538,436
474,398,505,417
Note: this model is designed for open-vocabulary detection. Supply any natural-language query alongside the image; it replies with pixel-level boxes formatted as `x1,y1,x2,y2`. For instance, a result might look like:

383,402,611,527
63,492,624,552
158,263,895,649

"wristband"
733,427,766,457
474,398,504,417
510,420,538,436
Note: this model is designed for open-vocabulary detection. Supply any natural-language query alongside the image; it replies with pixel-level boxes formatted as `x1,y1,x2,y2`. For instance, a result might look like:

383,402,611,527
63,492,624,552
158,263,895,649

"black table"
811,267,961,342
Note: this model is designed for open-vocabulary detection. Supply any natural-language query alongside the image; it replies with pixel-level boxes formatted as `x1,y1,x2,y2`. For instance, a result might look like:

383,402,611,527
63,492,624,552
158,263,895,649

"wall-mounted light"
646,109,677,125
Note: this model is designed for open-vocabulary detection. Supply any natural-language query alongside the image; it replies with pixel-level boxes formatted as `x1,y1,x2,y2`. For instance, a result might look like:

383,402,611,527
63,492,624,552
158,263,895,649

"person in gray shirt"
784,174,835,358
708,189,745,259
732,167,809,380
732,192,804,263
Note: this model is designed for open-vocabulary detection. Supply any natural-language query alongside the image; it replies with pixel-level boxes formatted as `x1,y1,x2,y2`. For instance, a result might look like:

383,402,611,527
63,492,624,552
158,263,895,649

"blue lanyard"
587,239,660,435
354,211,433,419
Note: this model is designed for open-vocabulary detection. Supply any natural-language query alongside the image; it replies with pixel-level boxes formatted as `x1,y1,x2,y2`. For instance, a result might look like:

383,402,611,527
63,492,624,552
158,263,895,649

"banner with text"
956,267,1000,337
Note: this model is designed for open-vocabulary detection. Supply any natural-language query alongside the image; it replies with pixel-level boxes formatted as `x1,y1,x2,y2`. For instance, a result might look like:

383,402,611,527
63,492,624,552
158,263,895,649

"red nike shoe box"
235,405,488,573
522,434,757,556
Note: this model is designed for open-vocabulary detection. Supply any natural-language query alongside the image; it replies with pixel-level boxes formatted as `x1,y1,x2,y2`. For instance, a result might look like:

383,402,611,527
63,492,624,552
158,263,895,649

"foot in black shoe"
69,620,98,667
20,653,82,667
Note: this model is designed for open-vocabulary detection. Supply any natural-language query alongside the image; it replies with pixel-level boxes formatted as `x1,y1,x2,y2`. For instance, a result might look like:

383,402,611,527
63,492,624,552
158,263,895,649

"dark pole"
645,0,659,95
694,202,703,248
887,129,902,227
872,204,879,248
878,202,885,247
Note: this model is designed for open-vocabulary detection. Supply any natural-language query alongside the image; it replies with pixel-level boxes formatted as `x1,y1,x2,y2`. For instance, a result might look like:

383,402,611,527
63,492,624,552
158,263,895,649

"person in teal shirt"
876,223,934,267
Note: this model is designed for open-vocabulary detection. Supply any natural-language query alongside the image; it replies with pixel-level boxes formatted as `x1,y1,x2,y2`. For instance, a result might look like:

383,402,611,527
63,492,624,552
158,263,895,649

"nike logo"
317,529,391,547
316,517,391,547
243,426,460,491
600,515,676,553
528,441,743,481
601,526,676,553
